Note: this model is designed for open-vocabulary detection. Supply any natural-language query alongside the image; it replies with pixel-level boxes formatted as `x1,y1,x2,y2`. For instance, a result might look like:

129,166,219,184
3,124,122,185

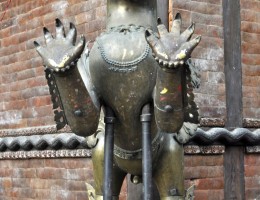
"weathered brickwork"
0,158,126,200
240,0,260,119
0,158,94,200
171,0,226,119
184,155,224,200
244,154,260,200
0,0,106,129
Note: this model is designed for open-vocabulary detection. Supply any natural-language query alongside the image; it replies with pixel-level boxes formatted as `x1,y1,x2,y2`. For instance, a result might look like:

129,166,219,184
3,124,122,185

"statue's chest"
96,26,151,72
89,26,158,110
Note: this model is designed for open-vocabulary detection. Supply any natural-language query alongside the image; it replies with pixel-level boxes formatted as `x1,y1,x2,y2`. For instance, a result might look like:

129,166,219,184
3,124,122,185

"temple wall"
172,0,226,120
240,0,260,119
0,0,106,130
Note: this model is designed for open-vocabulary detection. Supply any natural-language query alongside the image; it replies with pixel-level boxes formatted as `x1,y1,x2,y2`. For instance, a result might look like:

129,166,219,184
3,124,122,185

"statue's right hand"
34,19,86,72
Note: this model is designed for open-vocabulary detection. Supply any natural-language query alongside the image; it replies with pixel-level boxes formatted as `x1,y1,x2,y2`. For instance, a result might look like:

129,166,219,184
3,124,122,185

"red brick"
243,76,260,87
37,168,67,179
12,178,31,188
35,189,52,199
3,179,12,190
245,177,260,189
194,190,209,200
76,191,89,200
67,180,86,191
240,0,260,12
245,165,260,177
27,116,55,127
195,178,224,190
243,65,260,77
241,9,257,22
30,179,50,190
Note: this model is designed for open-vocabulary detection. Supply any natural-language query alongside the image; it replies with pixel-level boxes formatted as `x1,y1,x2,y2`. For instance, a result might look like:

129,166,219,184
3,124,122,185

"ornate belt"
113,132,163,160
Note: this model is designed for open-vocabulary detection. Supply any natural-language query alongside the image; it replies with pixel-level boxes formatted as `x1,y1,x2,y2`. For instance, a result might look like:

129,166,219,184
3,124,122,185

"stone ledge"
0,149,91,160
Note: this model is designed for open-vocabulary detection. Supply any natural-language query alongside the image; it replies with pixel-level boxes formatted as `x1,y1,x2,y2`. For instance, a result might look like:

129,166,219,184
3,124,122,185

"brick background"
184,155,224,200
240,0,260,119
0,0,106,129
171,0,226,119
0,157,127,200
244,154,260,199
0,158,94,200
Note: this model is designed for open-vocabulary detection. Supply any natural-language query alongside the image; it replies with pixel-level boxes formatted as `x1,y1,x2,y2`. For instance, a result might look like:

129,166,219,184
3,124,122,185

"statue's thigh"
92,134,126,197
153,134,185,199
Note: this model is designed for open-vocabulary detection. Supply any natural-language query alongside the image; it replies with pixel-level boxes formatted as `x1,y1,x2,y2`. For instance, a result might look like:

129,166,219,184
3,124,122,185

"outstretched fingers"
171,13,182,36
43,27,53,44
185,35,201,54
145,29,159,49
157,18,169,37
34,41,48,60
66,23,77,45
145,29,169,61
180,22,195,42
174,35,201,61
56,18,65,39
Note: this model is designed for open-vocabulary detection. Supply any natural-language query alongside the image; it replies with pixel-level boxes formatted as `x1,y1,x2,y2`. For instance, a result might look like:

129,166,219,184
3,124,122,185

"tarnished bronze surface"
35,0,201,199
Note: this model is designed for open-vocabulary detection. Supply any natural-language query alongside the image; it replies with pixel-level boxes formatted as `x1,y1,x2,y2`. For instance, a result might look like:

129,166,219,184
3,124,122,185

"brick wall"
171,0,226,119
0,0,106,129
184,155,224,200
0,158,94,200
241,0,260,119
0,158,127,200
244,154,260,199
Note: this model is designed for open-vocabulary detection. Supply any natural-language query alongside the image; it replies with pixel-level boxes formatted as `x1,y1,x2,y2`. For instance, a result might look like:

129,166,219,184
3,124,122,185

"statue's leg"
92,133,127,200
153,134,185,200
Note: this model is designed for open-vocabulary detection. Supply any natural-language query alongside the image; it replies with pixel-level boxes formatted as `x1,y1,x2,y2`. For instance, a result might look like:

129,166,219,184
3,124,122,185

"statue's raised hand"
34,19,85,72
145,13,201,69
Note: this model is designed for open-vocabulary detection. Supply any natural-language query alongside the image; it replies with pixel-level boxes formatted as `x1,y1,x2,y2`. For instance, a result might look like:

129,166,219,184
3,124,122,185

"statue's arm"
34,19,100,137
146,14,200,136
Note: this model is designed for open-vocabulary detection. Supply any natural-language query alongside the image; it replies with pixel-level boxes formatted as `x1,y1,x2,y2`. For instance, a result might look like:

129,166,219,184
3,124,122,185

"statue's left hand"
175,122,198,144
145,13,201,70
34,19,85,72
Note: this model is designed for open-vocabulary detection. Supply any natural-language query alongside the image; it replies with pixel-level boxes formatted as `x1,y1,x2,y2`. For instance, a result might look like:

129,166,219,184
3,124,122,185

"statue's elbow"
155,109,184,133
65,109,100,137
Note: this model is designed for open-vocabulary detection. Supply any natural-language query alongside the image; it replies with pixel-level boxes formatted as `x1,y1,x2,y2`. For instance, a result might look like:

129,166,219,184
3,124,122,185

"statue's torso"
89,26,159,151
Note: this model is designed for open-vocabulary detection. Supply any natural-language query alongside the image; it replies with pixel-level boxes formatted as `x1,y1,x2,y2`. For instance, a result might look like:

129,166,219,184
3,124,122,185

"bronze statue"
34,0,201,199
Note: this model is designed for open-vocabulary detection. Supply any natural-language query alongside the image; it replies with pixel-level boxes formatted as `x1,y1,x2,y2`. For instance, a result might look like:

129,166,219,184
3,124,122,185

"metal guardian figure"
34,0,201,199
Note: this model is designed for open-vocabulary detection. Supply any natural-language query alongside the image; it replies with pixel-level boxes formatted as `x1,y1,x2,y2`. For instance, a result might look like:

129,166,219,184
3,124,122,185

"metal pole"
104,106,115,200
140,104,153,200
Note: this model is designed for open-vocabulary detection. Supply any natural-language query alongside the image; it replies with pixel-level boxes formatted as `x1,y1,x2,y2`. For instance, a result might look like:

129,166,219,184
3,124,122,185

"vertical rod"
104,106,115,200
141,104,153,200
157,0,169,29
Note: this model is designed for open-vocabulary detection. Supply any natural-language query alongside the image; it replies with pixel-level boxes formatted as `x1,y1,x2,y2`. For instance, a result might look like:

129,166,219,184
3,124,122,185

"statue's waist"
113,132,163,160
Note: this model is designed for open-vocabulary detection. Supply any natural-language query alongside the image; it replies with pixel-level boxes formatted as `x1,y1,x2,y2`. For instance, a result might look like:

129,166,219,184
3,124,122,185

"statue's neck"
106,0,157,30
